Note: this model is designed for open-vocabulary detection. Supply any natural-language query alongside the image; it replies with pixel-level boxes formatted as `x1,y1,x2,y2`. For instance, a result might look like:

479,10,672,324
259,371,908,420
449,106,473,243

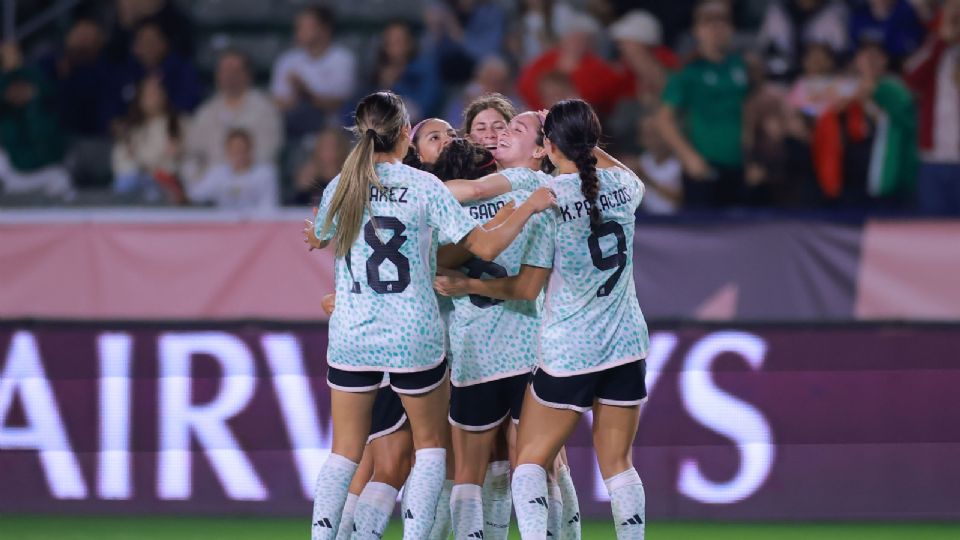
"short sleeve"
501,167,549,192
423,175,477,245
661,69,687,108
520,211,555,269
313,175,340,241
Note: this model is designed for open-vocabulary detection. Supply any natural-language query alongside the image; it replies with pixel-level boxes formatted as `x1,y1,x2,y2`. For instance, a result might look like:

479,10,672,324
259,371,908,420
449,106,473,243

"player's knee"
595,447,633,479
372,457,411,489
331,439,366,464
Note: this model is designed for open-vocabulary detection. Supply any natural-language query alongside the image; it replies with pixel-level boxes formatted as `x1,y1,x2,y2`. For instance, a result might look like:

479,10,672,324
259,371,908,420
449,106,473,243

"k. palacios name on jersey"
557,187,633,224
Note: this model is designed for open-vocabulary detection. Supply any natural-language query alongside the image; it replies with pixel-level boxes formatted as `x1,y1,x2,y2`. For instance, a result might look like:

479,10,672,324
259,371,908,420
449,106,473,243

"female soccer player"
303,91,554,540
404,117,458,169
440,99,649,539
462,93,516,155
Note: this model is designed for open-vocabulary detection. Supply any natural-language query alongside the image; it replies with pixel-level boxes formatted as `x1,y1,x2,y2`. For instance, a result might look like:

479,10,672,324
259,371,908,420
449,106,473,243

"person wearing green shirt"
657,0,749,208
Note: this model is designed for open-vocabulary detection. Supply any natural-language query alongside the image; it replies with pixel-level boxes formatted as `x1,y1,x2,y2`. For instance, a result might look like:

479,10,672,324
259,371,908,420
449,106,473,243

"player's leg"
393,361,453,540
450,425,499,539
354,387,413,540
336,447,374,540
482,425,513,540
313,368,379,540
554,446,582,539
592,360,647,540
428,380,455,540
512,372,587,540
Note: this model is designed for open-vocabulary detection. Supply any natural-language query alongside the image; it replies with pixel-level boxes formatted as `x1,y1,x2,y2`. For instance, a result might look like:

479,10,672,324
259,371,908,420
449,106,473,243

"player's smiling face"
415,119,456,165
494,112,545,168
468,108,509,153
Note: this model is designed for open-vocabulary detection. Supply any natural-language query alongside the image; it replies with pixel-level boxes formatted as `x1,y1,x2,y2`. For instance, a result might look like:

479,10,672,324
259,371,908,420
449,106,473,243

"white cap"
609,10,662,46
556,10,602,37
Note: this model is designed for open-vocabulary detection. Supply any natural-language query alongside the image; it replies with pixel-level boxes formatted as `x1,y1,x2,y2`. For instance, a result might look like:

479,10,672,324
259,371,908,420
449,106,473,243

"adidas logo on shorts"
621,513,644,526
529,496,548,508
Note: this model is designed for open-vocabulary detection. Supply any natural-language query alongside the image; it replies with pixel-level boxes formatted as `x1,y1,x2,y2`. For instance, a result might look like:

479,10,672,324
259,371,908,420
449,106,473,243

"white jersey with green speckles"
502,166,650,376
315,161,478,372
447,190,555,386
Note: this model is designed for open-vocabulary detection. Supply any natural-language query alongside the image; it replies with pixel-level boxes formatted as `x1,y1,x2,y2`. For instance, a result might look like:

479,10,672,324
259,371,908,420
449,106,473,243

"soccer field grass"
1,516,959,539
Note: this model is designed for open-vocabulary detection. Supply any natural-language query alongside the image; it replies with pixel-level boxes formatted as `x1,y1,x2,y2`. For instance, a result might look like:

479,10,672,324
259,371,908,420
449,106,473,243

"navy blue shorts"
367,385,407,443
449,373,529,431
327,359,448,395
530,360,647,413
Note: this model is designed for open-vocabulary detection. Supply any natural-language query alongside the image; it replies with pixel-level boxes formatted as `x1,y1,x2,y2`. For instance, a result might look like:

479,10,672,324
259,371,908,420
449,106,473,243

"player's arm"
321,293,336,315
437,201,518,269
434,264,551,301
459,188,555,261
445,173,513,203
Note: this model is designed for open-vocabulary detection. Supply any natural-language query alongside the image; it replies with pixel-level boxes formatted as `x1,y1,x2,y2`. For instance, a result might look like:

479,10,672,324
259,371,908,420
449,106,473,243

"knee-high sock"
335,493,359,540
547,478,564,538
605,468,646,540
401,448,447,540
451,483,485,539
352,482,398,540
557,465,581,539
482,460,512,540
311,453,358,540
428,479,453,539
511,463,549,540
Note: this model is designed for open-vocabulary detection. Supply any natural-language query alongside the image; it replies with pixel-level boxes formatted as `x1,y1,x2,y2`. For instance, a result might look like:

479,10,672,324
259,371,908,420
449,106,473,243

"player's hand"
527,186,557,213
304,207,323,250
682,151,712,181
321,293,336,316
434,274,470,297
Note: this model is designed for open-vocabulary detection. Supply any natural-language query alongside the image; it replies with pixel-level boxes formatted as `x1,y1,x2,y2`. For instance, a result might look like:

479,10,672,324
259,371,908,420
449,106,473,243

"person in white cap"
609,10,680,104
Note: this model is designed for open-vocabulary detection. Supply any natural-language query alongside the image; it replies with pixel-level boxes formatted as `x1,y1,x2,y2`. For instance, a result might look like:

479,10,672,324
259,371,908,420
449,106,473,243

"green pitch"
1,516,959,539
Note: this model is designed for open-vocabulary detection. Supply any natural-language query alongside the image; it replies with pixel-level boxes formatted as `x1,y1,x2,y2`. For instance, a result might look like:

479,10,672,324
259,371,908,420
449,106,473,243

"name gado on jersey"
0,328,773,506
557,187,633,224
468,200,506,221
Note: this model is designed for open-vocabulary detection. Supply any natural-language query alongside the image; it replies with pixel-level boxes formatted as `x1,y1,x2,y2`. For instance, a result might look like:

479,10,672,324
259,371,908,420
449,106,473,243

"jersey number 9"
587,221,627,297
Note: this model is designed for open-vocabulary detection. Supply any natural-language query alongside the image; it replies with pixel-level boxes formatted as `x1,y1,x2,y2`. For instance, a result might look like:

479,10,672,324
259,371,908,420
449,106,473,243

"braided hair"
543,99,602,230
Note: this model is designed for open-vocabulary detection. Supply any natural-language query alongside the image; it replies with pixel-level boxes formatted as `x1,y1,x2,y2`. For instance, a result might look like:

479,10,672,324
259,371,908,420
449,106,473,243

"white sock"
547,479,564,538
335,493,359,540
402,448,447,540
353,481,398,540
451,483,485,539
557,465,581,539
482,460,512,540
605,468,646,540
311,453,357,540
511,463,549,540
428,479,454,539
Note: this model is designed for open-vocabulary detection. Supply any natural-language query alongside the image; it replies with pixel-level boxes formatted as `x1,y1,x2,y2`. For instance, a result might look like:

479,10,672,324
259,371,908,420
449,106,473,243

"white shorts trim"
448,411,510,433
450,367,533,388
326,379,381,393
596,397,647,408
529,382,591,413
391,368,449,396
367,413,408,444
536,353,646,378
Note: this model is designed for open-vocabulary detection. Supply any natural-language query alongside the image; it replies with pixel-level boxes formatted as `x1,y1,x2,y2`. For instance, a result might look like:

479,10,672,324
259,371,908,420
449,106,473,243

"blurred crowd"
1,0,959,215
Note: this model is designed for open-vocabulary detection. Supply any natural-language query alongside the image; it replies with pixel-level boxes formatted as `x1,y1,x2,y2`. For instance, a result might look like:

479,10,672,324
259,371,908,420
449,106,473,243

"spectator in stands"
517,10,629,116
0,43,73,198
658,0,750,208
423,0,508,84
111,76,186,203
849,0,926,63
271,6,356,137
106,0,194,61
538,70,579,107
513,0,577,64
903,0,960,215
368,21,441,122
443,55,518,127
812,38,917,208
116,21,201,115
182,50,282,187
292,127,350,205
41,18,117,137
756,0,849,80
188,128,279,211
634,114,683,214
462,93,516,153
610,10,679,105
787,43,858,120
